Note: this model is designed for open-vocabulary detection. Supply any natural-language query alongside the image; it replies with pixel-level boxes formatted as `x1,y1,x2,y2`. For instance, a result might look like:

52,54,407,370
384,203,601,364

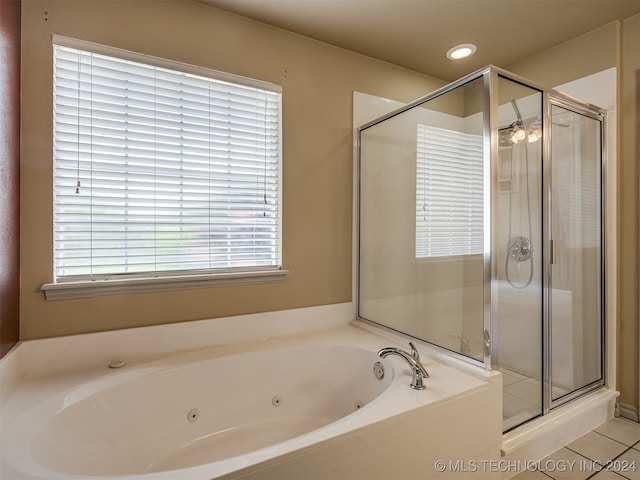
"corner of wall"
0,0,21,359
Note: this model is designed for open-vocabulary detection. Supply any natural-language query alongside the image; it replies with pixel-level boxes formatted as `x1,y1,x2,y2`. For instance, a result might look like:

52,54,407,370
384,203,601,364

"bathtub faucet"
377,343,429,390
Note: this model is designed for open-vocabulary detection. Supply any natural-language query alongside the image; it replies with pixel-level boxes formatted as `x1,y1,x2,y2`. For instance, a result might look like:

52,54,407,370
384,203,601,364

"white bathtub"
1,309,503,480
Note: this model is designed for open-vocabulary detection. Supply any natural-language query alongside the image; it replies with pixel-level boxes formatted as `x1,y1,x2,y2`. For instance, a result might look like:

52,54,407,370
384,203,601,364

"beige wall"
508,17,640,415
619,14,640,415
506,21,619,88
20,0,445,339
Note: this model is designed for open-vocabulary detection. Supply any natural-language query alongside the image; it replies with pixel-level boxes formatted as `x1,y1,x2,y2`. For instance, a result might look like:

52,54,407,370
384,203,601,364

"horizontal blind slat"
53,43,282,280
416,124,484,258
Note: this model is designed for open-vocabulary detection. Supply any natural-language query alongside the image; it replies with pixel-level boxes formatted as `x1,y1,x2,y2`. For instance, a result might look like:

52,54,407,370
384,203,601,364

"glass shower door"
549,101,604,406
495,77,544,432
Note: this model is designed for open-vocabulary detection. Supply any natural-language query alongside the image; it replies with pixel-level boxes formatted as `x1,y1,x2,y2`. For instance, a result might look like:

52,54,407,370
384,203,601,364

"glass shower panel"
495,77,543,431
358,77,485,360
493,77,543,431
550,104,603,402
357,66,607,436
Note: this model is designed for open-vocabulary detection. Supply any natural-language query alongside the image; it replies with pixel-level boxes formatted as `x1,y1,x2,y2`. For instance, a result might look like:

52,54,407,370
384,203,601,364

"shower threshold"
501,387,617,463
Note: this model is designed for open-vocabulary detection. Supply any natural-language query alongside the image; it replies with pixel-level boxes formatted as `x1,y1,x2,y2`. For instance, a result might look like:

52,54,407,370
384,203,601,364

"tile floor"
502,367,572,432
502,367,542,431
512,417,640,480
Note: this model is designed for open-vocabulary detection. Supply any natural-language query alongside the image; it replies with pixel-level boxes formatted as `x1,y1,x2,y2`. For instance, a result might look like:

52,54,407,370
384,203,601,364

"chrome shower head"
499,127,515,147
497,99,525,147
498,120,526,147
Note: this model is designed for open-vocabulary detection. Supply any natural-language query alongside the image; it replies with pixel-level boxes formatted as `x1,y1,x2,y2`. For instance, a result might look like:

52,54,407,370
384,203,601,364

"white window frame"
42,36,287,300
416,123,484,259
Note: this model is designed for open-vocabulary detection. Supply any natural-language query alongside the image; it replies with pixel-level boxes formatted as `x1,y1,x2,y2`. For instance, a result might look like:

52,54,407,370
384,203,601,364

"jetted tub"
1,319,503,480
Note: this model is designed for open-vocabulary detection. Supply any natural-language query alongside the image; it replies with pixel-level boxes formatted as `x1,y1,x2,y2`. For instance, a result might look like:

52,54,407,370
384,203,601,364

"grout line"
592,429,631,446
579,439,634,480
592,424,640,448
564,430,627,458
560,445,599,476
525,442,634,480
513,418,640,479
604,443,637,480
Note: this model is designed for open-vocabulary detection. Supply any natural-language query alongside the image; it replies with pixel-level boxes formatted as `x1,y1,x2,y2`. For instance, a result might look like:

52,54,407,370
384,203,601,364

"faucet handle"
409,342,420,362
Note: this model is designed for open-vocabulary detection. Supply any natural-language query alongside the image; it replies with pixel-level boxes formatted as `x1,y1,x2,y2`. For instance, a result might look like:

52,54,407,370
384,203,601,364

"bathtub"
1,308,503,479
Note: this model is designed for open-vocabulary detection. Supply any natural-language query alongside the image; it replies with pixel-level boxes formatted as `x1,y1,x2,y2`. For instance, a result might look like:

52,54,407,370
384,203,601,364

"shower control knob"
508,236,532,262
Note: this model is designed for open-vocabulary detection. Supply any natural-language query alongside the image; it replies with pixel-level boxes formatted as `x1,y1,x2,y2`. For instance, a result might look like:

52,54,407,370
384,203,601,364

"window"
416,124,483,258
47,38,284,298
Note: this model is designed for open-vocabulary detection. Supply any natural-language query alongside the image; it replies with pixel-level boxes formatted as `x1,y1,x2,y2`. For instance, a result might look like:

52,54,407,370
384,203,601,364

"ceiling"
198,0,639,81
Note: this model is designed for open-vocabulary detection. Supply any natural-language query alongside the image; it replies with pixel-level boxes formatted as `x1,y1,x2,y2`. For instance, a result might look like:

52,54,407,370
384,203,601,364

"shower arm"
511,99,523,123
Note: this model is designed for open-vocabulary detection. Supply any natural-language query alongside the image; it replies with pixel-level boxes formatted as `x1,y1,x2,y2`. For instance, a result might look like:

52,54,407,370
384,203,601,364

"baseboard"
617,402,639,422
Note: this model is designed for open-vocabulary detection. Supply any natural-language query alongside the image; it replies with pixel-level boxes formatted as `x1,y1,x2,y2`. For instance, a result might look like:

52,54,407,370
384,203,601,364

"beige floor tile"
540,447,596,480
595,418,640,447
613,447,640,480
501,369,527,387
505,380,543,406
499,367,530,382
509,418,640,480
590,471,630,480
510,470,552,480
551,385,571,399
504,391,540,418
566,432,627,463
504,392,541,431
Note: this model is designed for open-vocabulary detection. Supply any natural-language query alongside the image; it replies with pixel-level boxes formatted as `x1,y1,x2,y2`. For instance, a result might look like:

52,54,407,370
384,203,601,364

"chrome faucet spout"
377,346,429,390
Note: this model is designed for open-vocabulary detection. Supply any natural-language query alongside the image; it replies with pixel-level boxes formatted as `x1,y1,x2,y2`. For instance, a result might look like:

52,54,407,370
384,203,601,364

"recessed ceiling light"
446,43,477,60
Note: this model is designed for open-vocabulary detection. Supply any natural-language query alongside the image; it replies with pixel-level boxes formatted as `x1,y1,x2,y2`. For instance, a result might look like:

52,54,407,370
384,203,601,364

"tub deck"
1,310,503,479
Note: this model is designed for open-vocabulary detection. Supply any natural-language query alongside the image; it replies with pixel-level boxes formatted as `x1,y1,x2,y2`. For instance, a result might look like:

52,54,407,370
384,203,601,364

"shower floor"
500,366,571,432
501,366,541,431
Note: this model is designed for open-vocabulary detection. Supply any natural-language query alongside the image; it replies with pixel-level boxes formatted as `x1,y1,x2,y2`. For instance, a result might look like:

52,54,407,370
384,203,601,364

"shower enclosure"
357,66,605,432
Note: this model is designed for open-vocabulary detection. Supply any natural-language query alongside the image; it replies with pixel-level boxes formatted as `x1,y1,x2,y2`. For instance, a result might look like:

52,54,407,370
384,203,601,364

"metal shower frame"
356,65,607,417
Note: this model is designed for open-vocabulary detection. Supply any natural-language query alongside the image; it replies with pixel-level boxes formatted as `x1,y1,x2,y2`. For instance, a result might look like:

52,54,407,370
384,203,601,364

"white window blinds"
53,42,282,281
416,124,484,258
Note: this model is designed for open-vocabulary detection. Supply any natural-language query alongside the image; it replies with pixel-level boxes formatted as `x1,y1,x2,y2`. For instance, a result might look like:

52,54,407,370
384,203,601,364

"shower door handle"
483,329,491,357
550,239,556,265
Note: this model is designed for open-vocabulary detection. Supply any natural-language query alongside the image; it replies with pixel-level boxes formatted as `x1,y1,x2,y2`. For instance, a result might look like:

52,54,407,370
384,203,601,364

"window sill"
41,269,289,301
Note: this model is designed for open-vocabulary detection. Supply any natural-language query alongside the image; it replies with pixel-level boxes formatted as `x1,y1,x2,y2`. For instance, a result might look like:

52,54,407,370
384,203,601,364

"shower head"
499,99,541,145
498,121,526,147
498,127,516,147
